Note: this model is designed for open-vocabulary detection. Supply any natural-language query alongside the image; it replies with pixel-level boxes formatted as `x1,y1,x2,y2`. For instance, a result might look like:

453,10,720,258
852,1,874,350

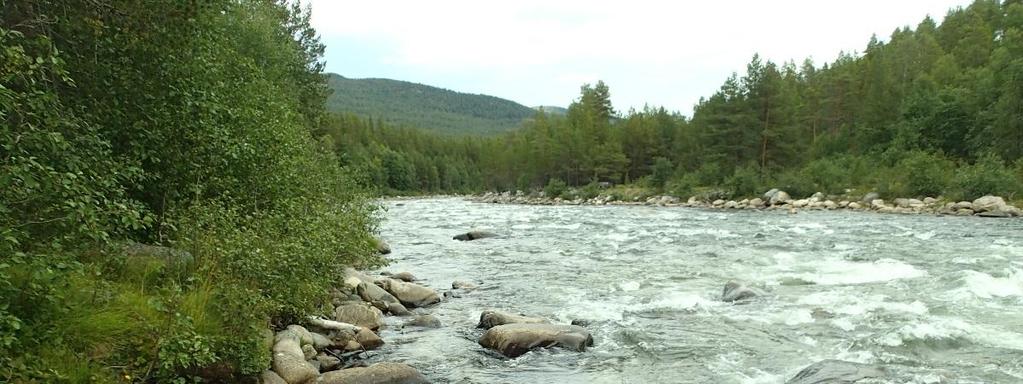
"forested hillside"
1,1,381,381
325,74,536,135
336,0,1023,201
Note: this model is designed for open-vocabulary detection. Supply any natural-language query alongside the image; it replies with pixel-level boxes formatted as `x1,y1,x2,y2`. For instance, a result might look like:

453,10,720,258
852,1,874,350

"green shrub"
725,165,761,198
888,151,953,197
951,153,1021,200
649,157,675,189
544,178,569,198
666,173,700,198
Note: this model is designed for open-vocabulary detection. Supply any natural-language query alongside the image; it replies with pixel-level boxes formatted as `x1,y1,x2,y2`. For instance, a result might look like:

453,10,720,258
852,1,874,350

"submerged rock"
479,323,594,358
406,314,442,328
451,280,479,290
477,310,550,329
317,362,428,384
786,360,885,384
453,230,499,241
376,278,441,308
722,281,759,302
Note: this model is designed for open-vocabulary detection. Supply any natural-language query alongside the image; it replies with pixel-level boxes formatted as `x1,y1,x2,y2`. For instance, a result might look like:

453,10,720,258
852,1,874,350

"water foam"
958,269,1023,299
788,258,927,285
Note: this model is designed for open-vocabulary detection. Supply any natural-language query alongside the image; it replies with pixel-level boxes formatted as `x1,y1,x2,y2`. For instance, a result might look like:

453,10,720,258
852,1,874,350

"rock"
712,199,725,206
376,278,441,308
451,280,478,290
272,326,319,384
317,362,428,384
972,195,1008,213
870,199,886,209
723,200,738,209
923,197,938,204
259,370,287,384
315,353,341,372
786,360,885,384
810,192,825,201
453,230,498,241
954,201,973,210
957,209,975,216
823,200,838,209
977,210,1012,218
847,202,862,209
792,199,808,208
373,238,391,255
770,191,792,205
687,196,700,205
477,310,550,329
345,268,411,315
334,303,384,331
479,323,594,358
749,198,764,207
355,328,384,350
763,188,780,201
570,319,591,327
861,192,880,204
390,271,417,282
406,314,442,328
310,332,334,351
302,344,317,360
722,281,759,302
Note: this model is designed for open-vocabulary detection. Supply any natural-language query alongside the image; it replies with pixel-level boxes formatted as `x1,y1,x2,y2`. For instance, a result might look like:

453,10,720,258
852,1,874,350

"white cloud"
309,0,973,113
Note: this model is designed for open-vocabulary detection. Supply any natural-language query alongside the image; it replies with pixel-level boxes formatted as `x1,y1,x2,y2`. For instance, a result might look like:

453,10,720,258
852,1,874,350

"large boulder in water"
972,195,1009,214
453,230,498,241
333,303,384,331
317,362,428,384
786,360,885,384
722,281,759,302
477,310,550,329
272,326,319,384
375,278,440,308
479,323,594,358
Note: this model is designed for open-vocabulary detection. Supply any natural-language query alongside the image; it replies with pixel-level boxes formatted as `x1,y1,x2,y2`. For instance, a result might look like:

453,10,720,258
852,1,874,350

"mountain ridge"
325,73,549,135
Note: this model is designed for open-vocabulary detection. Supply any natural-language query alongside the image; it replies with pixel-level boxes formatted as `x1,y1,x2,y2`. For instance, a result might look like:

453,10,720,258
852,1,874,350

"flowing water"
368,197,1023,383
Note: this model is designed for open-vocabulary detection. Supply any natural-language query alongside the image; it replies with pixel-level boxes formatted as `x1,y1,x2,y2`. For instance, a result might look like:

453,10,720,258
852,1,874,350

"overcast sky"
308,0,974,115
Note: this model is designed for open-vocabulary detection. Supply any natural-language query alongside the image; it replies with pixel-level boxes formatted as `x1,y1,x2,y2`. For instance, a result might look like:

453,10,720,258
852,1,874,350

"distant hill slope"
325,73,538,135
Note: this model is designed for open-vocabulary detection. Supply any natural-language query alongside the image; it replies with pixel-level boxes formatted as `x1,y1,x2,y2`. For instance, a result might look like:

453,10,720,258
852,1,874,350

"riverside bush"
1,1,382,381
951,153,1021,200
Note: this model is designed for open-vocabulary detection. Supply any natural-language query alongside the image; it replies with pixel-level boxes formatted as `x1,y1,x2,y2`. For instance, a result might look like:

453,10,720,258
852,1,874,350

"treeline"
339,0,1023,201
2,1,380,382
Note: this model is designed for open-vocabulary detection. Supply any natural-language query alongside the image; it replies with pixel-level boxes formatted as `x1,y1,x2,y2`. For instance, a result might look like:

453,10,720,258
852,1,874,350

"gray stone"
973,195,1008,213
259,370,287,384
376,278,440,308
453,230,499,241
861,192,880,204
451,280,478,290
334,303,384,331
406,314,442,328
749,198,765,207
477,310,550,329
317,363,428,384
786,360,885,384
345,268,411,315
770,190,792,205
391,271,417,282
479,323,594,358
315,353,341,372
373,238,391,255
722,281,759,302
272,326,319,384
354,328,384,350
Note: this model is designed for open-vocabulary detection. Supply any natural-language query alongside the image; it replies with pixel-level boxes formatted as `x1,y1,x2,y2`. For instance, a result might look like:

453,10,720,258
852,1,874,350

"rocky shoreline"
470,189,1023,218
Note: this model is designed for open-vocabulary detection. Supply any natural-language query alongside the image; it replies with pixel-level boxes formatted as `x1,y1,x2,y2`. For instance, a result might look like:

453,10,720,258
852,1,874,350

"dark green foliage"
325,74,538,135
544,178,569,198
952,153,1021,199
891,151,954,197
1,0,380,381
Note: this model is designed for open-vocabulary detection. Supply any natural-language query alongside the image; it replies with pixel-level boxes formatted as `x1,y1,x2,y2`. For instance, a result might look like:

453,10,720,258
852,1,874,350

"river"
369,197,1023,383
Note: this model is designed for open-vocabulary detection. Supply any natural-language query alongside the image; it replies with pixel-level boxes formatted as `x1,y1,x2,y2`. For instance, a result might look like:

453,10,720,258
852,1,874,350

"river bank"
470,189,1023,218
